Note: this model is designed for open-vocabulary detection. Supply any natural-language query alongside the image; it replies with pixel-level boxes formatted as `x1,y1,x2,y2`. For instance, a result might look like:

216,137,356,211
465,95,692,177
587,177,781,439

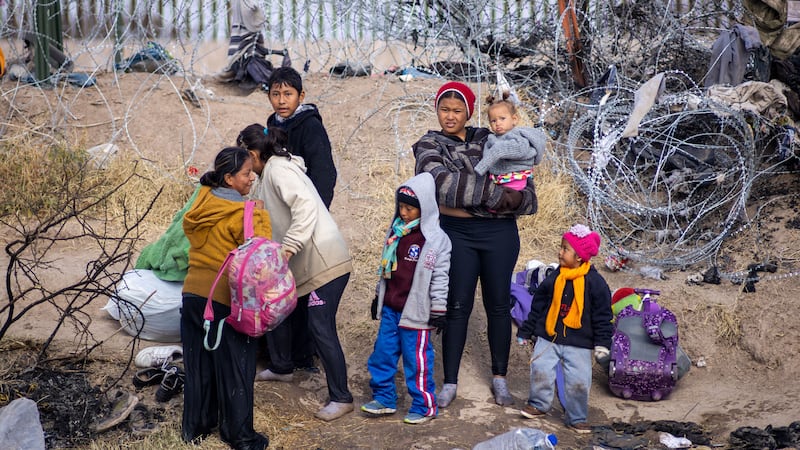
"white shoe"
315,401,354,421
255,369,293,382
135,345,183,368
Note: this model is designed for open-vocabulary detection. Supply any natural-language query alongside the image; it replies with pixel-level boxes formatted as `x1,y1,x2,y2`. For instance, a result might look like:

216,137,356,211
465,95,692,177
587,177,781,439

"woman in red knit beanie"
412,80,538,408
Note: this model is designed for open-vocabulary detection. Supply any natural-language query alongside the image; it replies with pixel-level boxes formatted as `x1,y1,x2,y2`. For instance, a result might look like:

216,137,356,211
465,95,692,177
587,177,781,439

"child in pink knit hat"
515,223,613,433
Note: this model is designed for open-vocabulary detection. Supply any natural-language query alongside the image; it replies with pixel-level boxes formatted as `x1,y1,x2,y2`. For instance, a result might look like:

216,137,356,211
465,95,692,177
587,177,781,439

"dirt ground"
1,43,800,449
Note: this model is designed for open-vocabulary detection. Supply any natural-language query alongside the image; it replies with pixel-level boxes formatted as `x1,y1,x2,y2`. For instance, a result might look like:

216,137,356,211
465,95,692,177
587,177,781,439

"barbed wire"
1,0,798,276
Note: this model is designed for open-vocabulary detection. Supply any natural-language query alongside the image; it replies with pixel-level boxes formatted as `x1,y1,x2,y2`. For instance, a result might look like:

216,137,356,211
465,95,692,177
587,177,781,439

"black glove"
496,188,523,212
370,296,378,320
428,315,447,335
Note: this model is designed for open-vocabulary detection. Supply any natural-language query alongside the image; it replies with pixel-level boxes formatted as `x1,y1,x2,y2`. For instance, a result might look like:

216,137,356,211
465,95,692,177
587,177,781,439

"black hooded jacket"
267,104,337,208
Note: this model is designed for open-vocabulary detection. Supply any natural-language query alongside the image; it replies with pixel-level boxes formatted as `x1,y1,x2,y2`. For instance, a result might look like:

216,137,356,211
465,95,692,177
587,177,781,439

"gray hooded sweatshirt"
375,172,452,329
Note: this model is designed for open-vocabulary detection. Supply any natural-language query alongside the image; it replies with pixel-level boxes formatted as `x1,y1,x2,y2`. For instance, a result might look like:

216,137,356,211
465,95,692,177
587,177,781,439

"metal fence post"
34,0,64,83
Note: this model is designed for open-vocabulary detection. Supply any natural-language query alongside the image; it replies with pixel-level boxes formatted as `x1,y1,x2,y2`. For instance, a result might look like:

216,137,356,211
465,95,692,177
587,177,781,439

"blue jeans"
527,339,592,426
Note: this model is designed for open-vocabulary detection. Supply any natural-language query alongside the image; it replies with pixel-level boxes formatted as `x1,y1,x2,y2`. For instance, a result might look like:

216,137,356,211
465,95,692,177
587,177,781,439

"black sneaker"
155,365,185,402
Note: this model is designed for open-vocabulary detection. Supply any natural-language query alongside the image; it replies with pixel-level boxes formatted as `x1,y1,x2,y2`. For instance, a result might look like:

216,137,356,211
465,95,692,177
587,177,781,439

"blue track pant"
367,306,437,417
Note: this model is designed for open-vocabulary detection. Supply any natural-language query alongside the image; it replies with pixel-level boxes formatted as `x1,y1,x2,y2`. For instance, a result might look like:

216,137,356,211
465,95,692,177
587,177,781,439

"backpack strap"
203,201,254,351
243,200,255,240
203,251,235,351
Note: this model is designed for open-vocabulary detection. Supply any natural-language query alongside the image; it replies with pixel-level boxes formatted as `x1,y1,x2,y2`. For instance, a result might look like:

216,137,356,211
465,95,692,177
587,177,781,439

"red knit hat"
563,224,601,261
436,81,476,118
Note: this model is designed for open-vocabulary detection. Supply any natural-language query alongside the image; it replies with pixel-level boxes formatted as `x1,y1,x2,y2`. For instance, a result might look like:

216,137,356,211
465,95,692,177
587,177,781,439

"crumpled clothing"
707,81,788,120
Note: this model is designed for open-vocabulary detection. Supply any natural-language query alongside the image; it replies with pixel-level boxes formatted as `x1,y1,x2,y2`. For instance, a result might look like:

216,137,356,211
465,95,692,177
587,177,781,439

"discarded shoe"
91,389,139,433
181,88,201,108
132,367,166,389
135,345,183,368
128,404,160,436
315,401,354,421
155,365,185,402
294,365,321,374
659,431,692,449
255,369,293,382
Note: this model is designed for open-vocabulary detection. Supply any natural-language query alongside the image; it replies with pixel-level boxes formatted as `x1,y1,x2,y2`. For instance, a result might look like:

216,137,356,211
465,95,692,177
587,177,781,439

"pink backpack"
203,201,297,350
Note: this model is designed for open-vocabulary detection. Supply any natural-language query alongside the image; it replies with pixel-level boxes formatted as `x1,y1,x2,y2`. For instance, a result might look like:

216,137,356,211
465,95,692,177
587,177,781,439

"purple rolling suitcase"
608,289,679,401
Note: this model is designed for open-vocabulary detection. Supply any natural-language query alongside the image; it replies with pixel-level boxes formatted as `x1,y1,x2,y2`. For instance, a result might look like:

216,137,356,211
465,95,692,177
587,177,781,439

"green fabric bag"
134,185,200,281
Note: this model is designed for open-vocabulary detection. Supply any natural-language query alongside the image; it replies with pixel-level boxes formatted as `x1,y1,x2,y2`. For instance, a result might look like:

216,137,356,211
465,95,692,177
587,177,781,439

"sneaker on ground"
315,401,354,421
361,400,397,415
437,383,457,408
90,389,139,432
155,365,185,403
135,345,183,368
255,369,293,382
403,412,434,424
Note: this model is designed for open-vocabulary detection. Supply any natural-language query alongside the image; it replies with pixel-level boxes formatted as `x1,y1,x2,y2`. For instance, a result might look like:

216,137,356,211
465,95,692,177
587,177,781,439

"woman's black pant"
265,273,353,403
439,215,520,384
181,294,267,450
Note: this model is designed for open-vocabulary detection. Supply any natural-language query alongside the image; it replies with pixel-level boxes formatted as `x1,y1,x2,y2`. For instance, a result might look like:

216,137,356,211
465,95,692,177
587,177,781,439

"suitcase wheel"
622,388,632,399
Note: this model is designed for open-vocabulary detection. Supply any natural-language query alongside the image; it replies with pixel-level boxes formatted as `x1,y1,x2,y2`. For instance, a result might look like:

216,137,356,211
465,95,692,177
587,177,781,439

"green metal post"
33,0,63,82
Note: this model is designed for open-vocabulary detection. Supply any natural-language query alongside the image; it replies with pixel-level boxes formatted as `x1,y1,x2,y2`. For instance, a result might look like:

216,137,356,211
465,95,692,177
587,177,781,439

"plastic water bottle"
472,428,557,450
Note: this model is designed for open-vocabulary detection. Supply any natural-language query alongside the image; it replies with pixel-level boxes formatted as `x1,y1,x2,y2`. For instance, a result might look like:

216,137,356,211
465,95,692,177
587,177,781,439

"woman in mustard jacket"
181,146,272,450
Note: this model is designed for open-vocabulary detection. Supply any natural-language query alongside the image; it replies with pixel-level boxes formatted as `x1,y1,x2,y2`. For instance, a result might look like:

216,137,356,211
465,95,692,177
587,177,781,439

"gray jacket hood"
395,172,440,239
377,171,451,330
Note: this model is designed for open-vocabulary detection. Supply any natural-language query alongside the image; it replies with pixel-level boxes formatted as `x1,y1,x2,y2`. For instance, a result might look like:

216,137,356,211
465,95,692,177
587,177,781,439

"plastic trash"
659,432,692,449
639,265,666,280
473,428,557,450
0,398,46,450
102,269,183,342
86,143,119,169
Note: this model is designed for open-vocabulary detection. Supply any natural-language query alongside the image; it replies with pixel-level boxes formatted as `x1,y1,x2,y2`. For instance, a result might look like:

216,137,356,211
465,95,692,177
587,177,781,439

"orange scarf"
545,262,591,337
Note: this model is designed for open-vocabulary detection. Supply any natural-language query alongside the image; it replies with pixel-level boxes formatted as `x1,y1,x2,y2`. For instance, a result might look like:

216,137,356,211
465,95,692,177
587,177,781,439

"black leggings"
265,273,353,403
440,215,519,384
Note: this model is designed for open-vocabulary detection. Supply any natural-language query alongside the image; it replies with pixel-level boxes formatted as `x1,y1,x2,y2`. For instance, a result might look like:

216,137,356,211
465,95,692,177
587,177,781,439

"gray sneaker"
437,383,457,408
491,377,514,406
315,401,354,421
361,400,396,415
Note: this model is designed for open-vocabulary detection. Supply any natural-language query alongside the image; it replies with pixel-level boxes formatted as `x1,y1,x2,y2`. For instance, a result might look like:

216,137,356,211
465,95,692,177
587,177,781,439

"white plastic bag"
659,432,692,449
103,269,183,342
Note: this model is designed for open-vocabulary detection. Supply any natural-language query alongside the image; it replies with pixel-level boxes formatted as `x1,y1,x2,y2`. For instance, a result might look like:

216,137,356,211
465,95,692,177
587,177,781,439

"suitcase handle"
641,297,675,349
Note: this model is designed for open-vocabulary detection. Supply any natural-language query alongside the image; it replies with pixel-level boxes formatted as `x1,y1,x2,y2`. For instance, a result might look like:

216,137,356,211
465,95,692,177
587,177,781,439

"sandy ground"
1,40,800,449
